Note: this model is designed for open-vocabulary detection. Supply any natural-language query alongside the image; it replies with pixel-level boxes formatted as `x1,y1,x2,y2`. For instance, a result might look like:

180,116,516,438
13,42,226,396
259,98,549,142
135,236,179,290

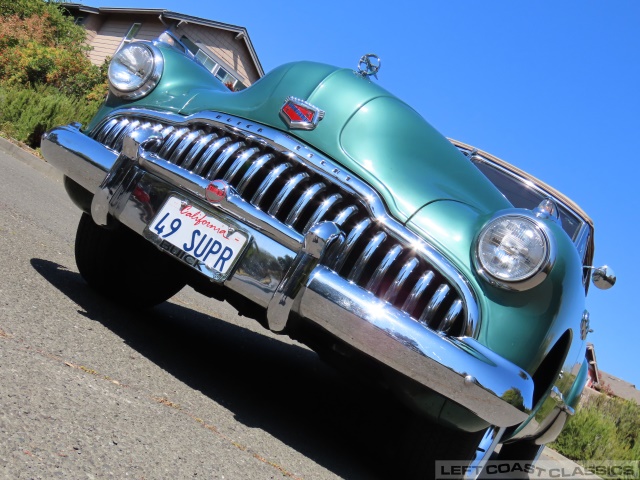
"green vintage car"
42,32,614,478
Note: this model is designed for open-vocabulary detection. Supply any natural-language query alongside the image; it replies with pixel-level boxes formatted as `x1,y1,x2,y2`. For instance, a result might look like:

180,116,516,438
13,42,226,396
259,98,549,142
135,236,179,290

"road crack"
152,395,304,479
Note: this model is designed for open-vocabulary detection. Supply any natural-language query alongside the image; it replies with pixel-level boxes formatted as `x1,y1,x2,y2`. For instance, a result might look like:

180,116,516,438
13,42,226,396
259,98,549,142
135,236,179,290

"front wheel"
395,417,489,479
75,213,187,308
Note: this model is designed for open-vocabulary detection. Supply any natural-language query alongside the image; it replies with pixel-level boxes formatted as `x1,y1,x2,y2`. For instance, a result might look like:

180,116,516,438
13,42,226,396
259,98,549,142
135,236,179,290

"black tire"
394,417,486,479
75,213,187,308
488,440,543,479
497,440,543,461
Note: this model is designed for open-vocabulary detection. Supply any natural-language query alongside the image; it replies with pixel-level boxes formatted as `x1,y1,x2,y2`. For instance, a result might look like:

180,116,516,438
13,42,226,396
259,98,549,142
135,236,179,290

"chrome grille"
92,115,471,337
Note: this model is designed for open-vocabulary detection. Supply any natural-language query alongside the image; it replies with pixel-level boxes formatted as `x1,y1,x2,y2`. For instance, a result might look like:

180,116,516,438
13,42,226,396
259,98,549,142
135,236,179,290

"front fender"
407,200,587,377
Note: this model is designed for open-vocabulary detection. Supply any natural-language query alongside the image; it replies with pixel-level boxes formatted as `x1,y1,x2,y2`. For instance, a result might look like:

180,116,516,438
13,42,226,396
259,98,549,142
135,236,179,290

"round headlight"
108,43,163,99
475,215,553,290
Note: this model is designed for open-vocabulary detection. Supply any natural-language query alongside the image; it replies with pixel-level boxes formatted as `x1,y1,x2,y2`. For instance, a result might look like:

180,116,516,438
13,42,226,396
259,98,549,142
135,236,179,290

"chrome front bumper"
42,123,534,427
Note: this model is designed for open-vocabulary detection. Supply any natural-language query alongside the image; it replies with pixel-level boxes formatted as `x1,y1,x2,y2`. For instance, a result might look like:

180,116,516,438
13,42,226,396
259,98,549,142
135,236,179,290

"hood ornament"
357,53,381,79
280,96,325,131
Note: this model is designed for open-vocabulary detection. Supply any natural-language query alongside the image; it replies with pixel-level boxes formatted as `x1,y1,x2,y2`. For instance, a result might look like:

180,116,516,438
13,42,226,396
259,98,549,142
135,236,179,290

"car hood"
177,61,510,221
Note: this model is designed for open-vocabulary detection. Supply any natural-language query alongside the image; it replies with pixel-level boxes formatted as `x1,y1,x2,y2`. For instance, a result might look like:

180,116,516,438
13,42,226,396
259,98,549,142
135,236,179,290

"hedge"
0,83,102,148
0,0,107,147
551,393,640,464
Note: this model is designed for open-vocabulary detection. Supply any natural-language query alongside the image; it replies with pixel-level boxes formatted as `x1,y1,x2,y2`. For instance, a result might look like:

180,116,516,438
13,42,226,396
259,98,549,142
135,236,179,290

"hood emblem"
280,97,324,131
357,53,381,79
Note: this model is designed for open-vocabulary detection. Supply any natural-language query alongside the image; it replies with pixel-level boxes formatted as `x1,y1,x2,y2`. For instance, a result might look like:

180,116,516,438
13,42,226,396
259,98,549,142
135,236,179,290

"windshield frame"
450,140,594,270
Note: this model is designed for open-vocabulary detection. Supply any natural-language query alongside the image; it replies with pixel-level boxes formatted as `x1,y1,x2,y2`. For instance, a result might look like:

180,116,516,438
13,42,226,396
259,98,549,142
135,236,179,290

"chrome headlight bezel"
108,43,164,100
473,212,556,291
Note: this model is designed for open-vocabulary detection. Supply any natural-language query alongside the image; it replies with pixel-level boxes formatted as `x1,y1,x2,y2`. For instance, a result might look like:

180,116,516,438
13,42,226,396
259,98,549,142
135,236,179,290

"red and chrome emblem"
205,179,228,204
280,96,325,130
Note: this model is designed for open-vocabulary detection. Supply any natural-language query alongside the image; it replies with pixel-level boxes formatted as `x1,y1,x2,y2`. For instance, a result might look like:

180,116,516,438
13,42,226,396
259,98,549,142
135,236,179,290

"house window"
180,35,245,91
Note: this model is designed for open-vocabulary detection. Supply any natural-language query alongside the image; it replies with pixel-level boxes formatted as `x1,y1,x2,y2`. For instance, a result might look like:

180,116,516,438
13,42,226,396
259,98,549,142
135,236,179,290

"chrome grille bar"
206,141,245,179
236,154,273,194
181,133,217,170
383,257,420,304
331,218,372,272
268,172,309,216
366,244,403,293
420,284,450,326
285,182,326,227
224,147,260,183
90,112,479,338
304,193,342,233
252,162,292,207
403,271,435,314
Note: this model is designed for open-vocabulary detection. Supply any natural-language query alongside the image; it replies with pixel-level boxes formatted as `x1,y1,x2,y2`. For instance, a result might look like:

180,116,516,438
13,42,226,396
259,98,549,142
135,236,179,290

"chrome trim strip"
95,118,119,144
172,129,203,165
193,136,230,176
104,118,131,148
158,126,188,159
332,205,358,228
87,108,481,336
181,132,217,170
114,119,141,151
298,267,532,427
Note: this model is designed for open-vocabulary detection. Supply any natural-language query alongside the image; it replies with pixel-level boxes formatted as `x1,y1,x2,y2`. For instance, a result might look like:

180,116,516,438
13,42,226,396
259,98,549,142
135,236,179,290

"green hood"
176,60,510,222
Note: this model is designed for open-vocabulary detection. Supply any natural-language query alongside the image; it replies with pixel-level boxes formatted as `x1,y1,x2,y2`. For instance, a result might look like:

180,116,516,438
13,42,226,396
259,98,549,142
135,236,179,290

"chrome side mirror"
587,265,616,290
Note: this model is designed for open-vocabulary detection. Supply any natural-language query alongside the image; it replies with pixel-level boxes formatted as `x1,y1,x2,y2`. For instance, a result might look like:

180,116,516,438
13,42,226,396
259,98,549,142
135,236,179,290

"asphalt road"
0,143,597,480
0,145,414,479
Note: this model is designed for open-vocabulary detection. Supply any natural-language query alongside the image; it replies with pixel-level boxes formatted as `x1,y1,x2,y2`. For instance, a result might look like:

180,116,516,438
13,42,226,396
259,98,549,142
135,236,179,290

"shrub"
0,83,102,148
0,0,107,147
0,1,106,97
551,393,640,462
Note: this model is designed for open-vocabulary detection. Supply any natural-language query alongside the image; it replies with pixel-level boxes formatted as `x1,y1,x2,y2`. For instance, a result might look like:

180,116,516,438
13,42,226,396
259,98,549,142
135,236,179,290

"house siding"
175,23,260,85
87,18,130,65
73,10,261,85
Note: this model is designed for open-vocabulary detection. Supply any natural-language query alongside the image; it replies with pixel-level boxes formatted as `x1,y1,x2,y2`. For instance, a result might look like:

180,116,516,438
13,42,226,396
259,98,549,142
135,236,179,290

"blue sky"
80,1,640,389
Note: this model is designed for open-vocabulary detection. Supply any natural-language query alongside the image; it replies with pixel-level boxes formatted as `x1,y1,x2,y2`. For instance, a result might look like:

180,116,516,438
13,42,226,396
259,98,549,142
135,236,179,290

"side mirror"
589,265,616,290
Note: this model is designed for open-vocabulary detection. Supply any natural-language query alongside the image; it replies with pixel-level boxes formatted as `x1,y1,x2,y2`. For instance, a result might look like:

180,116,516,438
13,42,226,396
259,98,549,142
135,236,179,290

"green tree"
0,0,107,147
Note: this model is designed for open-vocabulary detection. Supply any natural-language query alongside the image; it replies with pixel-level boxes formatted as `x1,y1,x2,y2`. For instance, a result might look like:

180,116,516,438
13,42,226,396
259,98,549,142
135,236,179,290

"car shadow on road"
31,258,412,480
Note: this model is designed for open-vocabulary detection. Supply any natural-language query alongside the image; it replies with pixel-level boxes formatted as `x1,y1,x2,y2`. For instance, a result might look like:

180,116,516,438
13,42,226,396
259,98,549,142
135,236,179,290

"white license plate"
149,196,248,276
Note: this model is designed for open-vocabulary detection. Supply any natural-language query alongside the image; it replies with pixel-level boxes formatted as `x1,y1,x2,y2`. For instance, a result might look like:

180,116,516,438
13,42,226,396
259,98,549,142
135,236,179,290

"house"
63,4,264,91
584,343,640,404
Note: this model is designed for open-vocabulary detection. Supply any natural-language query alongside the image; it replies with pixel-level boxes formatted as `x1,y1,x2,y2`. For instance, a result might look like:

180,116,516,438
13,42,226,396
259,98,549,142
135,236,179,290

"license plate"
148,196,248,278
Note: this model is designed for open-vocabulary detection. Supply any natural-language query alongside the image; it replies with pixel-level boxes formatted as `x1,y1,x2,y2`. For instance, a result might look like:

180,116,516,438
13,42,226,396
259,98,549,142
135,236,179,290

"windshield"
472,159,583,241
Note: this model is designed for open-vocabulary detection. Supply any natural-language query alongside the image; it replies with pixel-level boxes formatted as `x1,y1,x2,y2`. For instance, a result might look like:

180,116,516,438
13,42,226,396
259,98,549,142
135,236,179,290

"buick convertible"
41,32,615,478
